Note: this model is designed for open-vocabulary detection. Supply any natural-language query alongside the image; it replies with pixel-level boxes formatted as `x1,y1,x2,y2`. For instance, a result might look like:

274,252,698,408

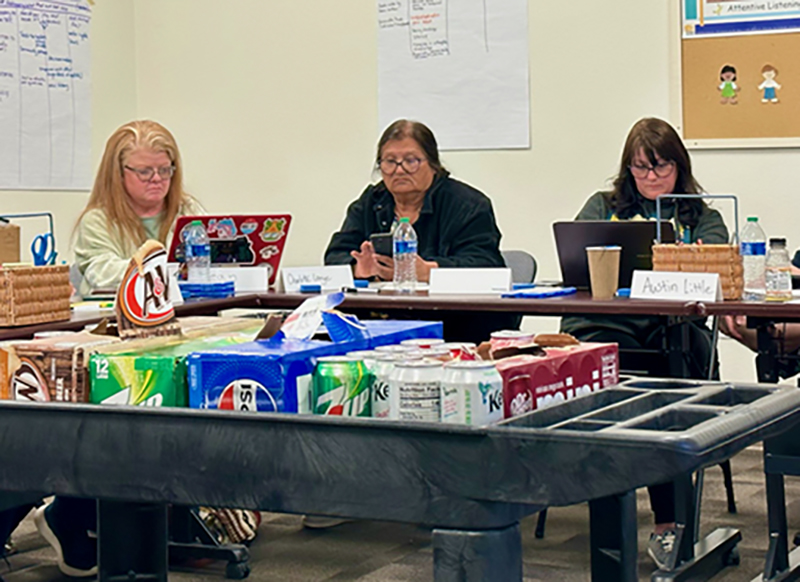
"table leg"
667,317,691,379
589,490,638,582
98,500,168,582
432,523,522,582
756,320,779,384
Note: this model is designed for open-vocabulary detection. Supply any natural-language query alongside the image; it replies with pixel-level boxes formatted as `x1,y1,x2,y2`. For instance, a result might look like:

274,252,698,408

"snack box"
189,319,443,413
495,343,619,419
90,330,260,407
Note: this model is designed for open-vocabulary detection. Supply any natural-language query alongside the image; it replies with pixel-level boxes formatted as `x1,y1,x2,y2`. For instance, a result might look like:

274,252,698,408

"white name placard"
281,266,354,293
429,268,512,295
630,270,722,302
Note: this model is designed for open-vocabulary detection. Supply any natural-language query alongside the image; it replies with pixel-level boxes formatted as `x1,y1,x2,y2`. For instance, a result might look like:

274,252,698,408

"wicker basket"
0,265,71,326
652,244,744,300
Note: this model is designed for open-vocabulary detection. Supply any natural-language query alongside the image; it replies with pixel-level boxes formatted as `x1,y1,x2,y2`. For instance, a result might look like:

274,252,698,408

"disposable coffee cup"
586,246,621,300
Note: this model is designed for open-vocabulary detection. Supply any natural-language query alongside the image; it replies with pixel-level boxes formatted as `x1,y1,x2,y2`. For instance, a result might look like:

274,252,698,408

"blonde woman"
74,120,203,295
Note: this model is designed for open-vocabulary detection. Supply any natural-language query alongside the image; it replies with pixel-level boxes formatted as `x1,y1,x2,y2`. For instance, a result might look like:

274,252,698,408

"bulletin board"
678,0,800,148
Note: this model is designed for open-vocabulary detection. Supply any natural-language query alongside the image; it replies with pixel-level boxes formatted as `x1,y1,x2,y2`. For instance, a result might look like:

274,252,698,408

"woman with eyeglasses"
73,120,203,295
561,117,728,572
324,119,505,282
324,119,516,343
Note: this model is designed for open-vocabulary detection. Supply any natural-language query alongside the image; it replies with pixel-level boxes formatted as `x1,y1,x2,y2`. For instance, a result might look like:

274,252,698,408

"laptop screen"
553,220,675,289
167,215,292,286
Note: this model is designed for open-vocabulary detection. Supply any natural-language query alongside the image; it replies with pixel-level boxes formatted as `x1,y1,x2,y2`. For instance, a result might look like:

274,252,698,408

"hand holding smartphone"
369,232,393,257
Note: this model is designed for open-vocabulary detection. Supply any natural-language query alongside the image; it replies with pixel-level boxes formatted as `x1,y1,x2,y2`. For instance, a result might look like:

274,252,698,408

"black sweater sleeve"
323,187,375,266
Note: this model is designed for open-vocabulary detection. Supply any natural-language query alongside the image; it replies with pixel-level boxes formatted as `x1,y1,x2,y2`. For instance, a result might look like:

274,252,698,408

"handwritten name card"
281,266,353,293
631,271,722,302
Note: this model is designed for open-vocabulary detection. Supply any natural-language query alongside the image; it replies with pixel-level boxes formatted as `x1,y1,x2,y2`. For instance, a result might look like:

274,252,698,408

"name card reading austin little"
630,270,721,302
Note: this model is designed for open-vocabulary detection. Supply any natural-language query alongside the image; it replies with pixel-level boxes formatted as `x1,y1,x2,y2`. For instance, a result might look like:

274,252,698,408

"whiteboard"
377,0,530,151
0,0,92,190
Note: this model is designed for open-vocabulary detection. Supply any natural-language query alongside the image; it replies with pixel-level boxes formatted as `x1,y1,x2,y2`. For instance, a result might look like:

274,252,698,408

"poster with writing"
0,0,92,190
683,0,800,38
378,0,529,150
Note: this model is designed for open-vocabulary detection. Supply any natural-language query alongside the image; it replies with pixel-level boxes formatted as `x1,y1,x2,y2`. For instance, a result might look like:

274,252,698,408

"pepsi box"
188,338,348,413
188,319,443,413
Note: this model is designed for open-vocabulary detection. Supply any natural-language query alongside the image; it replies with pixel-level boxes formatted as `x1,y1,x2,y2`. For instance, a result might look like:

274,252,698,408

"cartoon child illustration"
718,65,739,105
758,64,781,103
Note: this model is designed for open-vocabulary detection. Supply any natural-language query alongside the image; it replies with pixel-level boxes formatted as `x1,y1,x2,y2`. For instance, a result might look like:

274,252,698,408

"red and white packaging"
495,343,619,419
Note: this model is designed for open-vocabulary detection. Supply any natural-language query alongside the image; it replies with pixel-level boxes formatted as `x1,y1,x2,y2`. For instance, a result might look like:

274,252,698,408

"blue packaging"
188,320,443,413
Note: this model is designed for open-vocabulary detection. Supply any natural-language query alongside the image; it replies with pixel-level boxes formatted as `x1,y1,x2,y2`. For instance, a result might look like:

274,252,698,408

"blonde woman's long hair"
77,120,190,245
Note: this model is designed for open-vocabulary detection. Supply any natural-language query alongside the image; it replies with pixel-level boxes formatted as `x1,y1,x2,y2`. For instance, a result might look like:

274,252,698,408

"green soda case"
312,356,372,417
90,334,258,407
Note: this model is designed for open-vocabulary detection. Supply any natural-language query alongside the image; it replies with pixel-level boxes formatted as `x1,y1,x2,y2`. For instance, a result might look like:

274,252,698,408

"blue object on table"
353,279,370,288
178,280,235,299
300,284,322,294
616,288,631,298
31,233,56,266
511,283,536,291
501,286,577,299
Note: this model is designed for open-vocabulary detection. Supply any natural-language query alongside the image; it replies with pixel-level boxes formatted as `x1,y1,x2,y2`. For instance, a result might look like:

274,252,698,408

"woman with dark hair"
325,119,505,282
325,119,515,343
561,117,729,572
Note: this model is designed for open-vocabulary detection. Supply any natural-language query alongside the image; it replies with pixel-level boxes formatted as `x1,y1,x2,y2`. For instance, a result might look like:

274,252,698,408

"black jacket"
324,173,505,269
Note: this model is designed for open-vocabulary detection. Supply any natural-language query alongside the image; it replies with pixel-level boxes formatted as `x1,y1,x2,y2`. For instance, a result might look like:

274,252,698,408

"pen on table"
342,286,379,294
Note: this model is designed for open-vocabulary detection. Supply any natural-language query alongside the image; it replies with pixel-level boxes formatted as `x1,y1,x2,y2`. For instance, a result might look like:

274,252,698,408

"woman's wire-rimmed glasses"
124,165,175,182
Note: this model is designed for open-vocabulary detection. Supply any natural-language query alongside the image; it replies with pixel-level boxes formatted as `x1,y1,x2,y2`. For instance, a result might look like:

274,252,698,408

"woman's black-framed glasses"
124,165,175,182
628,160,675,179
378,157,424,175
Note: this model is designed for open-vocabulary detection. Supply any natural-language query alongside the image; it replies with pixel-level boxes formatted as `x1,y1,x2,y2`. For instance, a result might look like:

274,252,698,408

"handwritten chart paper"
0,0,92,190
378,0,529,150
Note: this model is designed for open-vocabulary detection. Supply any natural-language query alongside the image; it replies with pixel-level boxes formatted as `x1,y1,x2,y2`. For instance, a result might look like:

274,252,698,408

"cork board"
681,33,800,141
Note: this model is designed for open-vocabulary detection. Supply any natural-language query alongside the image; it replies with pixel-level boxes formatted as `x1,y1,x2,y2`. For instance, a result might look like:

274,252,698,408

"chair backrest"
501,250,537,284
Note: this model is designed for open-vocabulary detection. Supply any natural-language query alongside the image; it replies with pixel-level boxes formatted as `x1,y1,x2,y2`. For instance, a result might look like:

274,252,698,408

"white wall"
0,0,136,264
20,0,794,381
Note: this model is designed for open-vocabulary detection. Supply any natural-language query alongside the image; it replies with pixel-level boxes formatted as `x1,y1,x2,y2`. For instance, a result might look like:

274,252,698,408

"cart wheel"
225,561,250,580
723,546,740,566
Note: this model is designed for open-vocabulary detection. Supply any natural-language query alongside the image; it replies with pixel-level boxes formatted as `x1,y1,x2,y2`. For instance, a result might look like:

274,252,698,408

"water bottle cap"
770,237,786,246
191,220,203,226
398,217,410,223
747,216,758,222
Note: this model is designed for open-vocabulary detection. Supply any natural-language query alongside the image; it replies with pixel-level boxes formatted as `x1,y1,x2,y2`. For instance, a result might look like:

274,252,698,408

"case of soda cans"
188,320,443,414
496,343,619,419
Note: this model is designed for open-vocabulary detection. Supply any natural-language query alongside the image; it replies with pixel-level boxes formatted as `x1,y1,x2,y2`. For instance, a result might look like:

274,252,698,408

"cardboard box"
496,343,619,419
89,328,264,407
0,223,20,264
189,319,443,413
7,331,122,402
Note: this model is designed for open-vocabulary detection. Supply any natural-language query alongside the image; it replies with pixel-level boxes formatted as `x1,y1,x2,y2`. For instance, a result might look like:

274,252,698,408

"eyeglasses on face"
628,160,675,179
124,165,175,182
378,157,424,175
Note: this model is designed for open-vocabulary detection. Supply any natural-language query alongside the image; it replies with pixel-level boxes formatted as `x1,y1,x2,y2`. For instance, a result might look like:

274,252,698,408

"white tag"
281,265,354,293
630,270,722,302
429,268,512,295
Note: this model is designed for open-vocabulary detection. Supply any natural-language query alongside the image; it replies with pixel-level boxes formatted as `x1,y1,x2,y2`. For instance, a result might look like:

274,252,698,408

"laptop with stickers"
167,215,291,286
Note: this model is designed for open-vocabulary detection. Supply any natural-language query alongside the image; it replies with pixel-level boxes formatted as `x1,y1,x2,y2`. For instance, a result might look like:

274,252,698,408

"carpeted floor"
1,444,795,581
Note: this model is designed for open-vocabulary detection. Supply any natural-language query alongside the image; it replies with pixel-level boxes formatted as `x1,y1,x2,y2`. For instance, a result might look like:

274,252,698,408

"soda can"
439,342,478,361
400,338,445,349
312,356,371,417
346,350,378,372
441,360,504,425
375,344,418,354
390,359,443,422
418,347,454,363
489,330,535,351
372,353,422,419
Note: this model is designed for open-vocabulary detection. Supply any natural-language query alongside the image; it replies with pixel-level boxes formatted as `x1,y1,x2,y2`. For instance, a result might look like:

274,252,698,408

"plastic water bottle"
393,217,418,293
765,237,792,302
184,220,211,283
740,216,766,301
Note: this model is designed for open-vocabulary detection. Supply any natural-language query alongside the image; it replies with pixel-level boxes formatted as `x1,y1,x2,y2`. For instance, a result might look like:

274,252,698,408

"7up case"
312,356,371,417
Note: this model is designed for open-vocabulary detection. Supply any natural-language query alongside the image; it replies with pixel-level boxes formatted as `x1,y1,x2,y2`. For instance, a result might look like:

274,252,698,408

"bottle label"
188,243,210,258
394,240,418,255
741,242,766,257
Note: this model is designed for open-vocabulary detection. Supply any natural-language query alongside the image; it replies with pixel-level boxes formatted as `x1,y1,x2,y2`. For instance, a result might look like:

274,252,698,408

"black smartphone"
369,232,393,257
